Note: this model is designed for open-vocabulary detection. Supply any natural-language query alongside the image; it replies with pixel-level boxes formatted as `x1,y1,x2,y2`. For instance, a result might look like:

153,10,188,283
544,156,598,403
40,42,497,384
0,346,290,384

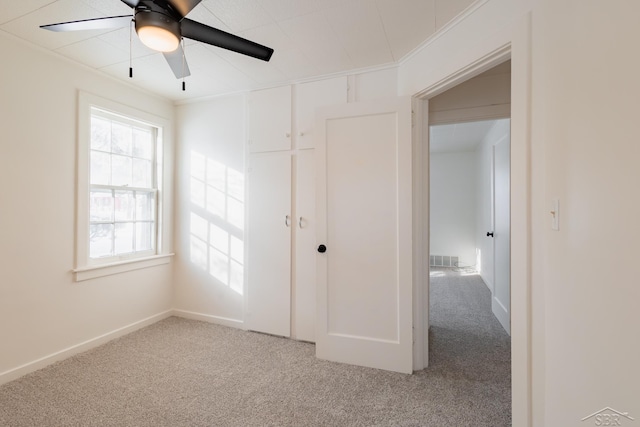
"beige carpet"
0,269,510,426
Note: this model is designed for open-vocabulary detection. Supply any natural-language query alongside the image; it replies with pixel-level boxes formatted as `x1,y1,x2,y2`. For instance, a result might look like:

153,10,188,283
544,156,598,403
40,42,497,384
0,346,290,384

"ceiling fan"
41,0,274,83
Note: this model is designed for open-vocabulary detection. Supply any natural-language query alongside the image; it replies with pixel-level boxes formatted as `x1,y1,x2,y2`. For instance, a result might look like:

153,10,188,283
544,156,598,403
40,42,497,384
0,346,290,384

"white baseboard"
0,310,172,386
479,273,494,294
492,296,511,336
172,309,244,329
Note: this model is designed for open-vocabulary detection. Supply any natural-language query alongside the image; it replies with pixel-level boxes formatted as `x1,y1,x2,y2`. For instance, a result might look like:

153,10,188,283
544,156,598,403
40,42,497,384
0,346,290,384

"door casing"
411,30,532,426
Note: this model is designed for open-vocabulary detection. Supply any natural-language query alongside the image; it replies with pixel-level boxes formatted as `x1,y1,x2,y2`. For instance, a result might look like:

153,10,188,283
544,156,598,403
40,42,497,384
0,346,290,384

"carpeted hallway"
0,269,510,426
428,267,512,424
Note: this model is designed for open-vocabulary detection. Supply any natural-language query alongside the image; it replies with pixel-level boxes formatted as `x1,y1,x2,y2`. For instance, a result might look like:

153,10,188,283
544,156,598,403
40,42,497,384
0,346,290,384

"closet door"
293,149,316,342
246,152,292,337
295,77,347,150
248,86,292,153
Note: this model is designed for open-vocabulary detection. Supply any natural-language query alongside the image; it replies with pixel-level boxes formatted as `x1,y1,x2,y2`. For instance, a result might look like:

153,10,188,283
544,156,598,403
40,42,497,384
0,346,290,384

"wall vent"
429,255,459,268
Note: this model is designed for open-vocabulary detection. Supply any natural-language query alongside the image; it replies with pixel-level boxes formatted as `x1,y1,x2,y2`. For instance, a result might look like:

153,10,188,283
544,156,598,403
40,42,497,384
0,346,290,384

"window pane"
132,158,151,188
91,116,111,152
133,128,152,159
112,155,132,186
136,192,153,221
90,190,113,222
90,224,113,258
115,191,134,221
115,223,134,254
136,222,153,252
87,109,160,263
90,150,111,185
111,122,132,155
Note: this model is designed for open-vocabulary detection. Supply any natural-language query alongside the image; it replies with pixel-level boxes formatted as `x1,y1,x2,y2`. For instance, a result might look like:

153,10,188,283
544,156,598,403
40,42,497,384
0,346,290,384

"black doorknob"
317,244,327,253
486,232,494,237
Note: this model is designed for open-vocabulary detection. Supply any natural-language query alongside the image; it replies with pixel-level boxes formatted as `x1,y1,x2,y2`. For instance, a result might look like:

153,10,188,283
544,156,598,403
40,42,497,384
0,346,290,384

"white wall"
0,33,175,383
474,119,510,290
535,1,640,425
173,95,246,327
429,151,476,266
351,67,398,102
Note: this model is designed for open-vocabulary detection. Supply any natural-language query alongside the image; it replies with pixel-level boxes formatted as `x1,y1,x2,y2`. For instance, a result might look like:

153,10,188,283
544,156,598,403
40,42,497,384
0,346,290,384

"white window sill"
73,253,174,282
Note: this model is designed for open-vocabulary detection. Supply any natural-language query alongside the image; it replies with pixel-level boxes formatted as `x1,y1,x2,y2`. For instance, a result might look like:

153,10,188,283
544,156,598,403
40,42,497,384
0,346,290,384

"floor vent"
430,255,459,268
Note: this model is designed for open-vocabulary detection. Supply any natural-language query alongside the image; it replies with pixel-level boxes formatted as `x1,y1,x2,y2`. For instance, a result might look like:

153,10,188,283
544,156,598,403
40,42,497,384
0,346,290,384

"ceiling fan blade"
163,45,191,79
40,16,132,32
120,0,140,8
181,18,274,62
167,0,202,18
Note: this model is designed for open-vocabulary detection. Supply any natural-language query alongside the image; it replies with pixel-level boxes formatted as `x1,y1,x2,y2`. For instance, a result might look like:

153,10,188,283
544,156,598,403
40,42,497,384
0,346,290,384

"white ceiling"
430,119,507,153
0,0,475,102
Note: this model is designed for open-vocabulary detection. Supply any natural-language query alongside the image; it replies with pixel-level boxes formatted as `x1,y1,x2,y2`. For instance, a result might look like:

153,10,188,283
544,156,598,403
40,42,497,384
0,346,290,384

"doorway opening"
428,118,511,409
426,60,511,344
429,117,511,334
414,57,514,415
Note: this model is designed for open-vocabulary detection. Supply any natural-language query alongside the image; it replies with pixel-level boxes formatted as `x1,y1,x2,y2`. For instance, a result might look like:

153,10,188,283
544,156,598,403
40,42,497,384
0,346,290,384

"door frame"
411,44,512,370
411,14,532,426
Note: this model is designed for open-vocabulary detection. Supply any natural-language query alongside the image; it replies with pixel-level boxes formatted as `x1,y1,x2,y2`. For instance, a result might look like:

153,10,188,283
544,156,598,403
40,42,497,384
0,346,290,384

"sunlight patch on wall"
189,151,244,295
476,248,482,275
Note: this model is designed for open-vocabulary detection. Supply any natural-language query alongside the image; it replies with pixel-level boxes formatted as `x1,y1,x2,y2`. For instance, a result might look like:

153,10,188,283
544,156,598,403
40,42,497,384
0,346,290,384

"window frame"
89,109,158,260
75,92,173,281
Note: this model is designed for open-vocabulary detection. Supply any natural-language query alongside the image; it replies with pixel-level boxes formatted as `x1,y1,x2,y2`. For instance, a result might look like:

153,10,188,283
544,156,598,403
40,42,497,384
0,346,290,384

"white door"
248,86,292,153
316,98,413,374
246,152,292,337
492,135,510,335
295,77,347,149
293,149,316,342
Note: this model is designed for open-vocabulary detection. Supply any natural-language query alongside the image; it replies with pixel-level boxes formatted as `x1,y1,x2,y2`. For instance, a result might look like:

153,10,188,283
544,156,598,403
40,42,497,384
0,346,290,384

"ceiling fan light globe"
134,10,181,53
138,26,179,52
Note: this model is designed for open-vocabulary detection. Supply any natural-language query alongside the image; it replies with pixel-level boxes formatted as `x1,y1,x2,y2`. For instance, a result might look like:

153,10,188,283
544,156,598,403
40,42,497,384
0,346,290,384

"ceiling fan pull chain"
181,38,186,91
129,18,133,78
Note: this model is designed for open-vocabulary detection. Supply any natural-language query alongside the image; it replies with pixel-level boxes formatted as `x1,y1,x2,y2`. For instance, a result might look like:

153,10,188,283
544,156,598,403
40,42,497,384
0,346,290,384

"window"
89,110,157,260
75,92,172,281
